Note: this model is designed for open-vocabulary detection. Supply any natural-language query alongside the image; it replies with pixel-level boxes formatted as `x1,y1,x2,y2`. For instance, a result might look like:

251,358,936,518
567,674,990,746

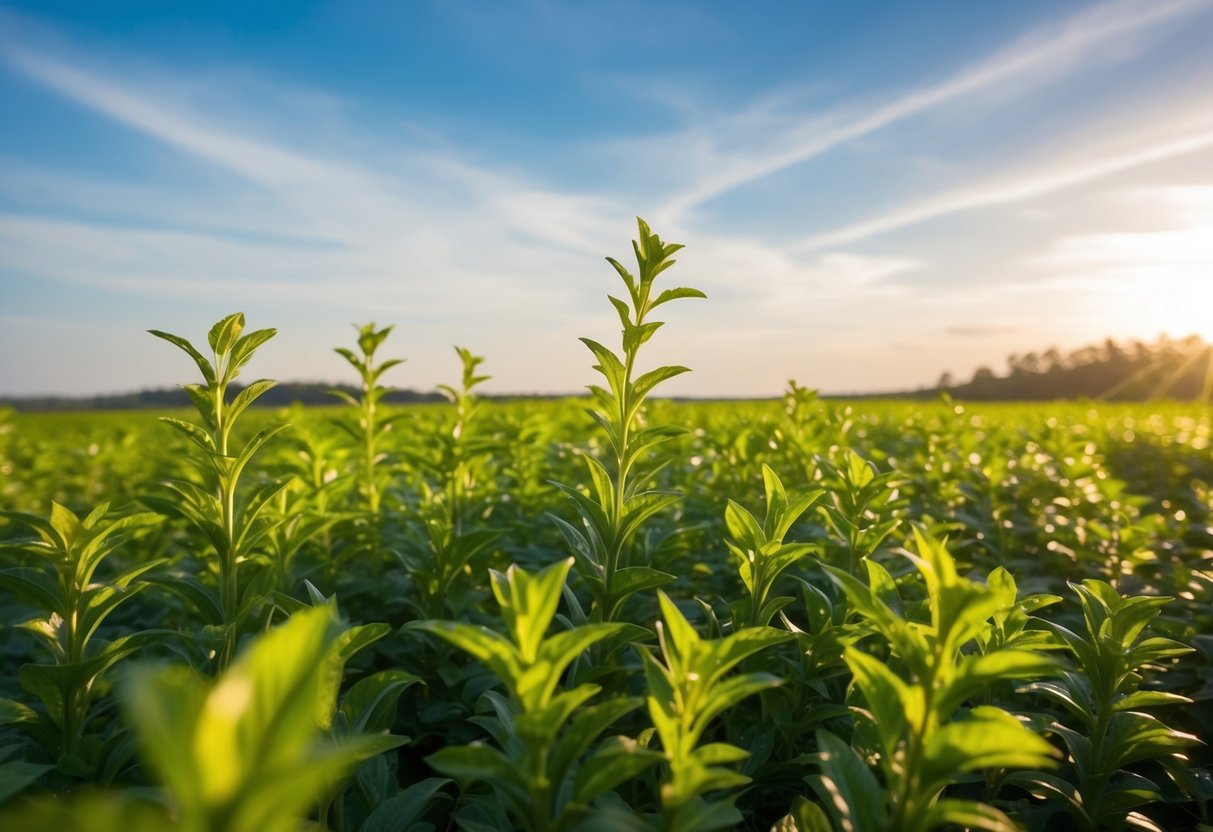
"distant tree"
1042,348,1063,372
931,336,1212,402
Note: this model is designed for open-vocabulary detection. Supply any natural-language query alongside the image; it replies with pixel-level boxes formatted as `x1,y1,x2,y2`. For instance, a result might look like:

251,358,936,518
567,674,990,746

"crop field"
1,225,1212,832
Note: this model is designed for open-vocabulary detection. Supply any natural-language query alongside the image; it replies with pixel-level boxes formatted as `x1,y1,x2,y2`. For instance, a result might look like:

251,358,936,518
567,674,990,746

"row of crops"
1,222,1211,831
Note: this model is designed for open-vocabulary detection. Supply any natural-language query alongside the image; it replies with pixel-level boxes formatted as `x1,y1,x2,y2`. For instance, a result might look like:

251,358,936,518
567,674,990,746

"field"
1,228,1211,831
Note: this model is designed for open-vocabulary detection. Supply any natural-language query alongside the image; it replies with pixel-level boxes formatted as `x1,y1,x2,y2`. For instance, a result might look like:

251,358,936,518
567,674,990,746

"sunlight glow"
1035,187,1213,342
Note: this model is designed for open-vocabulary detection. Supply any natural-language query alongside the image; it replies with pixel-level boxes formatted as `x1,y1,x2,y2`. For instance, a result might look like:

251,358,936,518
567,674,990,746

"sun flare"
1052,221,1213,342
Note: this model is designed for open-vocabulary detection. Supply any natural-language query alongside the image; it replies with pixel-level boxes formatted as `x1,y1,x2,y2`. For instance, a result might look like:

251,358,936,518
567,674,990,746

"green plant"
0,502,161,769
805,530,1060,832
778,381,829,480
437,346,491,533
412,558,655,831
333,323,406,527
122,604,406,832
972,566,1063,673
404,346,500,618
1009,580,1200,831
146,312,289,670
818,450,903,578
279,584,430,831
552,218,705,622
262,480,344,596
639,591,790,830
264,410,353,593
724,464,823,626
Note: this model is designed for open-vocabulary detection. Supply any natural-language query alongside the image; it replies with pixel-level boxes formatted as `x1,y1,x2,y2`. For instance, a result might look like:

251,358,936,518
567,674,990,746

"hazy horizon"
2,1,1212,398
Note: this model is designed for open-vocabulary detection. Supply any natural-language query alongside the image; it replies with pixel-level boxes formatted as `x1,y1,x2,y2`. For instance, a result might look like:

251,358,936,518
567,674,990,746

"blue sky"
2,0,1212,397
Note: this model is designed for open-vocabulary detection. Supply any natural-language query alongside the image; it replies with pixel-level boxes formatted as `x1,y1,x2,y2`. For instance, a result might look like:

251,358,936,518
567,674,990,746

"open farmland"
5,0,1213,825
1,224,1212,832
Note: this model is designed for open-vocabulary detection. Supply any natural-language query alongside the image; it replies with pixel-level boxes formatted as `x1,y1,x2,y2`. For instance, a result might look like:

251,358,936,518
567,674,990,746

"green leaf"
0,567,62,614
651,286,707,308
316,622,391,729
230,423,290,483
709,626,792,680
845,648,915,757
0,751,53,803
579,338,626,402
228,379,278,423
490,558,574,665
1004,770,1085,815
229,328,277,374
921,706,1059,794
782,796,834,832
939,650,1060,715
572,735,664,805
605,567,676,617
632,365,691,400
208,312,245,356
1113,690,1191,712
121,605,402,832
537,624,626,683
426,743,529,805
160,416,217,453
550,696,642,782
807,730,886,832
0,700,37,726
408,620,523,689
724,500,765,552
922,798,1020,832
121,664,208,812
341,670,423,735
664,796,743,832
360,778,451,832
148,328,216,384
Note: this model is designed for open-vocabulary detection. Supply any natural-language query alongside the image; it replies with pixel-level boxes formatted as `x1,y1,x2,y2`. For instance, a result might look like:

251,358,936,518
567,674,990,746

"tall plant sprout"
552,218,706,622
146,313,289,671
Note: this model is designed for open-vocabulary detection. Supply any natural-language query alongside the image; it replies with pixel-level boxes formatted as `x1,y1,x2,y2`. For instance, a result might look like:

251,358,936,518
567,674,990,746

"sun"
1094,226,1213,343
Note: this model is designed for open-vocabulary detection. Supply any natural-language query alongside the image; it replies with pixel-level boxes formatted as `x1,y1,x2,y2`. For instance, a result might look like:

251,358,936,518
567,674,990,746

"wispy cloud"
946,325,1021,337
3,43,345,189
0,35,628,256
1,2,1211,396
791,115,1213,251
0,35,637,318
657,0,1213,220
1028,184,1213,279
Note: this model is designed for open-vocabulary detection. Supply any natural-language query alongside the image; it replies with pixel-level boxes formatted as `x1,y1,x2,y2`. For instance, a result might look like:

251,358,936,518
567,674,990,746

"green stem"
892,660,939,832
603,338,639,622
364,385,378,516
749,553,765,627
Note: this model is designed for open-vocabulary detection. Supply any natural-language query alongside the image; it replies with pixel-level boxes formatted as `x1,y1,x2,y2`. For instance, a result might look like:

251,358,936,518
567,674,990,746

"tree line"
933,334,1212,401
5,335,1211,410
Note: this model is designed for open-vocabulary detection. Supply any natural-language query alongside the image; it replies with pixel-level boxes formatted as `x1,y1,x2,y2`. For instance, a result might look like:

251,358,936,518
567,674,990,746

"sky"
1,0,1212,398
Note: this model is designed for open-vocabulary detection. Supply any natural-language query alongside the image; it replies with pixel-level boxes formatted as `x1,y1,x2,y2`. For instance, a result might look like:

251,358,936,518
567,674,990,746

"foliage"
724,464,822,626
1,221,1210,831
333,323,406,524
123,604,407,832
809,530,1061,832
552,218,705,622
1009,580,1201,832
0,502,161,770
816,451,903,577
640,591,789,830
402,346,500,618
144,312,289,670
412,558,651,831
